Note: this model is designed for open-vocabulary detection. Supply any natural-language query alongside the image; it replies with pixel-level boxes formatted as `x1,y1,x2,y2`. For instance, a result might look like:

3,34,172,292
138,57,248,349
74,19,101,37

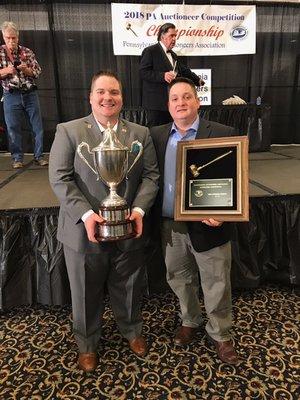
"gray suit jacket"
49,113,159,253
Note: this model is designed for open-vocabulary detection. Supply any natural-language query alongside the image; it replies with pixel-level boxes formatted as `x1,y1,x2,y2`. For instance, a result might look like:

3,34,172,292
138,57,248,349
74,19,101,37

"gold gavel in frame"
189,150,233,178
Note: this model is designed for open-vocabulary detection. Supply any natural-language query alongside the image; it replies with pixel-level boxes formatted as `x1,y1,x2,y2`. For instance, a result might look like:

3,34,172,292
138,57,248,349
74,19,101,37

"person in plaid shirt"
0,21,48,168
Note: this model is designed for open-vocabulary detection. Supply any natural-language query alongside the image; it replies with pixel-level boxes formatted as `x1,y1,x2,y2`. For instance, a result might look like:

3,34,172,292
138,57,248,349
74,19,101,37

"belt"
7,86,37,94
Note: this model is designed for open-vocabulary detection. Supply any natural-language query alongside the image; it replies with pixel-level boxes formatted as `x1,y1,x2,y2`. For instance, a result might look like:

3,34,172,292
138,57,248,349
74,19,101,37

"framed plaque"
175,136,249,221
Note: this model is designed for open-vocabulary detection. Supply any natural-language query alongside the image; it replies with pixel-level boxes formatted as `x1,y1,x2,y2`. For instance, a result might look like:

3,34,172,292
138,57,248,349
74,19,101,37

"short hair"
90,70,122,92
157,23,175,41
168,77,198,98
1,21,19,36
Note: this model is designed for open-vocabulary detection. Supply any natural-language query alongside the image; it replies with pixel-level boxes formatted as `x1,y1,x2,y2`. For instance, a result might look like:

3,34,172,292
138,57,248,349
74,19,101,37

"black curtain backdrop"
0,1,299,151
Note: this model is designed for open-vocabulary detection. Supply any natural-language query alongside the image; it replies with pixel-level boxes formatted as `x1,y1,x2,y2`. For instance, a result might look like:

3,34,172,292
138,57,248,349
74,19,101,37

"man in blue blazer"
49,71,159,372
150,77,239,365
140,23,204,127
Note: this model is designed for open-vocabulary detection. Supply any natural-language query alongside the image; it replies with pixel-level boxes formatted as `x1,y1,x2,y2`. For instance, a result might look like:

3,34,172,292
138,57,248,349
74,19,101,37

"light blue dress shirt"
162,116,200,218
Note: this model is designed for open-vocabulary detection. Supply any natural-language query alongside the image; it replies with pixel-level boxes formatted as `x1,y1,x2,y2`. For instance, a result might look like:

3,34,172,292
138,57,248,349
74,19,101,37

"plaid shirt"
0,45,41,91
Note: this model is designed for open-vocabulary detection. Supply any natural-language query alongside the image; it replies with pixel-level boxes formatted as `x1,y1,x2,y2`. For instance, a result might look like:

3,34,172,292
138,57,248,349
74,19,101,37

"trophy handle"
127,140,143,174
77,142,98,176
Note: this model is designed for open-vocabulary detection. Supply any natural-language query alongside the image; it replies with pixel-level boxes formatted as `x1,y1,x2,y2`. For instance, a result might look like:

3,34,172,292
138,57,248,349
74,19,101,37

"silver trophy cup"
77,123,143,241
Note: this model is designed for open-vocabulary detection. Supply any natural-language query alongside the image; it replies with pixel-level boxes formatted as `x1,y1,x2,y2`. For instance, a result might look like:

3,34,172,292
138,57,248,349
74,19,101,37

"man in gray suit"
49,71,159,372
150,77,239,365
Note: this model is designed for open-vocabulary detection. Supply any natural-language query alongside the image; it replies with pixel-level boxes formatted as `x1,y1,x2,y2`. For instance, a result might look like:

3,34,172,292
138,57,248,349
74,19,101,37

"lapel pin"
87,123,92,129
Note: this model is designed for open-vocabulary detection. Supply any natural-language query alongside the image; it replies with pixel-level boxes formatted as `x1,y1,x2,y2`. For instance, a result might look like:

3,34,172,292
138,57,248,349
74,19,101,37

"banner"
111,4,256,56
192,69,212,106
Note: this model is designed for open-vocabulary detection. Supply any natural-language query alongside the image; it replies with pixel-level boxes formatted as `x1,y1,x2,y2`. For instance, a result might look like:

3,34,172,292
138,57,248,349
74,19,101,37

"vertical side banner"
192,69,212,105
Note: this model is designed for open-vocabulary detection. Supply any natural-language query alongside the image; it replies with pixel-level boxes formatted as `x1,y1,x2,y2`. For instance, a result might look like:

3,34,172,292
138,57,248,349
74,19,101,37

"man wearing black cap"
140,23,204,127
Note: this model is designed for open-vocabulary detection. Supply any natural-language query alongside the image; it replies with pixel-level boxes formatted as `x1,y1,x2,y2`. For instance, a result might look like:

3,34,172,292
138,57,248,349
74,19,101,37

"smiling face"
168,82,200,127
90,75,123,126
2,28,19,51
160,28,177,50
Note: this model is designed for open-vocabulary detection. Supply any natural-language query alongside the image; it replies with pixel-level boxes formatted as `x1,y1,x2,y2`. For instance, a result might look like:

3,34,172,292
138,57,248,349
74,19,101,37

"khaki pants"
161,219,232,342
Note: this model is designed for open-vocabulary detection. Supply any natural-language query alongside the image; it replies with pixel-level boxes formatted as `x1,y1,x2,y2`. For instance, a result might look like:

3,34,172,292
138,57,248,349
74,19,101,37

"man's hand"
129,210,143,238
164,71,177,83
0,65,15,77
201,218,223,227
17,63,32,76
84,212,105,243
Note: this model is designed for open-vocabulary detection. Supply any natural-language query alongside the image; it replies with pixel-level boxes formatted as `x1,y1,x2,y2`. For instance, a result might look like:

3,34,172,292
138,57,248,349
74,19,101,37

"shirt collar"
93,116,119,133
170,115,200,137
159,41,169,54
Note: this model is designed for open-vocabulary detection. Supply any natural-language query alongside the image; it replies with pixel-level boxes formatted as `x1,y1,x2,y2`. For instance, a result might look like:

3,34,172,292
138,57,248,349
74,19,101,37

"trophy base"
96,205,136,242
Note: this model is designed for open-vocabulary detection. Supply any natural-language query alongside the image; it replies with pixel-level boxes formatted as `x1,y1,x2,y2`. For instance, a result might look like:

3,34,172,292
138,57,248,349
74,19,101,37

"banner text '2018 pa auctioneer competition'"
111,4,256,56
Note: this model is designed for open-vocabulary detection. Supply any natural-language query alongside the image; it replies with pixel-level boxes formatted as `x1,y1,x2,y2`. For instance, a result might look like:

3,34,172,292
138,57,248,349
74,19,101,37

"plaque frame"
175,136,249,221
